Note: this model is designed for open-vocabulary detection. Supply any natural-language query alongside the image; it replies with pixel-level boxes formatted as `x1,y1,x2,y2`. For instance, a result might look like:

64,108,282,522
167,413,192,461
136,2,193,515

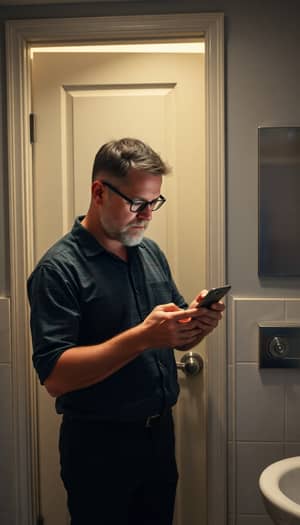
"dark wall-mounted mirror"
259,126,300,276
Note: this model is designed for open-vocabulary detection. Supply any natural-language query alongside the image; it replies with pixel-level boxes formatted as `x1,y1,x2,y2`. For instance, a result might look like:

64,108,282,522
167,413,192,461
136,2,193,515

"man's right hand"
141,303,203,349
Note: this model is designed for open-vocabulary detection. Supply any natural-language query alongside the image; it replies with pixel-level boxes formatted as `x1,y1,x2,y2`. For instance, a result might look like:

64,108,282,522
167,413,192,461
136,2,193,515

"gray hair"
92,138,170,181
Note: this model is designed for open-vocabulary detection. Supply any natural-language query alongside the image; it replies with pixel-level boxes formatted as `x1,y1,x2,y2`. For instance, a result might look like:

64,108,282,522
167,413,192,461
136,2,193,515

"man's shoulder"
39,231,75,264
29,230,79,282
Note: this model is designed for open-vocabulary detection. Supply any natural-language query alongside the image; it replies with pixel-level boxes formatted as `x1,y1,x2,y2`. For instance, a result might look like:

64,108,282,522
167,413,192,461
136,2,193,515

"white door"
31,46,206,525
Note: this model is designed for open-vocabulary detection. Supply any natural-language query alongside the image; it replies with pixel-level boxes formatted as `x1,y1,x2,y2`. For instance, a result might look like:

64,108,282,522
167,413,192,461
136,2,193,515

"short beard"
100,218,148,246
119,230,145,246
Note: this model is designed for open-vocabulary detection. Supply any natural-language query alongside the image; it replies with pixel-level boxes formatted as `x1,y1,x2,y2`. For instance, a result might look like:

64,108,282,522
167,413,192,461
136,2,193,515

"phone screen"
197,284,231,309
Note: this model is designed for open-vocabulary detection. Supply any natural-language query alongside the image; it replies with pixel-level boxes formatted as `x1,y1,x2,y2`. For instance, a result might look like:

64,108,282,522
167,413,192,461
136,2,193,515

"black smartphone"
197,284,231,309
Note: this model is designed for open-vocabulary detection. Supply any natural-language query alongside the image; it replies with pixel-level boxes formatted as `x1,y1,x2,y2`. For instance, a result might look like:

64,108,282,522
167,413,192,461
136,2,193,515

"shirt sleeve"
27,263,81,384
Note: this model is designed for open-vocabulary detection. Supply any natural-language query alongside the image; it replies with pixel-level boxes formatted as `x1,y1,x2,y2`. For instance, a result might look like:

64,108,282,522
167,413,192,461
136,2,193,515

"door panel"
32,49,205,525
70,84,175,251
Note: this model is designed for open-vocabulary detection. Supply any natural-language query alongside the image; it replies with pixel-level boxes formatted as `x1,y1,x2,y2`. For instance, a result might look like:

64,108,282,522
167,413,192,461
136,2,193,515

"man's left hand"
176,289,225,351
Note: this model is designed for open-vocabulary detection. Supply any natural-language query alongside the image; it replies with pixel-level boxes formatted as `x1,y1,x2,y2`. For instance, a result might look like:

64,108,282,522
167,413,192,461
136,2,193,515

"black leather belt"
144,413,161,427
63,410,170,428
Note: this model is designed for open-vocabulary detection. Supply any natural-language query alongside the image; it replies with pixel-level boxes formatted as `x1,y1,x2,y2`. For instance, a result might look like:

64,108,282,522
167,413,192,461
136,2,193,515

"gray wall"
1,1,300,524
2,0,300,294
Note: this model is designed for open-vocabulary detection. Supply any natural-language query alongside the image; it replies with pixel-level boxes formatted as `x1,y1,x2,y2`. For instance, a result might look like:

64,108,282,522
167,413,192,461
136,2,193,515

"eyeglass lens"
131,199,165,212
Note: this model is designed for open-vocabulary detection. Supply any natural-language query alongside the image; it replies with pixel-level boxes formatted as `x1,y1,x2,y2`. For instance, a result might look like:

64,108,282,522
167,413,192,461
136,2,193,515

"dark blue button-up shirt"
27,217,187,420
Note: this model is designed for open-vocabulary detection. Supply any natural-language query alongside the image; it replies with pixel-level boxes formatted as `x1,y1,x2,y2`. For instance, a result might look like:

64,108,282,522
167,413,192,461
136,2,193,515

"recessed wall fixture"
258,125,300,276
30,41,205,58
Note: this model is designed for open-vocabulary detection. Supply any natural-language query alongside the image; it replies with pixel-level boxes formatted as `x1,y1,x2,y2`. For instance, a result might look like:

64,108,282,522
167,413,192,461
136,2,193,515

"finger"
178,329,203,344
210,302,226,311
194,313,220,326
195,308,222,320
178,317,192,324
177,329,199,344
185,328,203,339
197,319,219,330
158,303,182,313
169,308,199,322
195,289,208,303
197,313,221,324
177,319,204,333
190,306,213,318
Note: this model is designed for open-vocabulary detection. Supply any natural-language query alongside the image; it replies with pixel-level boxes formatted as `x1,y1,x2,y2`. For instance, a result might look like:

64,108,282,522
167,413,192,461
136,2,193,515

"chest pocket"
147,280,173,306
138,242,173,307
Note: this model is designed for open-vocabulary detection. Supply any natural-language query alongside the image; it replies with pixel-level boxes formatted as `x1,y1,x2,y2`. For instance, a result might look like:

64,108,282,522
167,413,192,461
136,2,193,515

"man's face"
97,168,163,246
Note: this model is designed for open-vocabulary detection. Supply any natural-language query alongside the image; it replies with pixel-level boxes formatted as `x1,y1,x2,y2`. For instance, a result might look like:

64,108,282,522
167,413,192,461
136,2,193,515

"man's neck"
81,213,128,261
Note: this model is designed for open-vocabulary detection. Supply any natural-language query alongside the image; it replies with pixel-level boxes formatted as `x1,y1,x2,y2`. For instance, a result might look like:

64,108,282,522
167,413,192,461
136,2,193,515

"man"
28,138,225,525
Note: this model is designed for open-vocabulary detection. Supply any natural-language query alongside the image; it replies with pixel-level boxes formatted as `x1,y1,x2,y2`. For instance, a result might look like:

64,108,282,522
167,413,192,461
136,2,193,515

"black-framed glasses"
102,181,166,213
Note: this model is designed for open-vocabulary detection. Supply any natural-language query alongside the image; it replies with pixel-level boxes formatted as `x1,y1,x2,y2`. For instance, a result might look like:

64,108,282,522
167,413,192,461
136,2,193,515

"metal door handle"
176,351,203,376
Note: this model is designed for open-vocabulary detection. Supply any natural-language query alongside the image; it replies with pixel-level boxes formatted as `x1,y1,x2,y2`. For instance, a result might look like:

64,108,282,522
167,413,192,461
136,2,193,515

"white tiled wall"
229,298,300,524
236,365,285,441
0,298,15,524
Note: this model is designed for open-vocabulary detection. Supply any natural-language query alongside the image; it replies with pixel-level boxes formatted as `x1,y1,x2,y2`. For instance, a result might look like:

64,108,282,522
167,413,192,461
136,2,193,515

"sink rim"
259,456,300,518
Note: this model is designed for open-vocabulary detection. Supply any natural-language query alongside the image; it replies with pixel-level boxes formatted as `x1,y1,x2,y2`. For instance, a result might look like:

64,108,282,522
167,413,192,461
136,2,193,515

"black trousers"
59,410,178,525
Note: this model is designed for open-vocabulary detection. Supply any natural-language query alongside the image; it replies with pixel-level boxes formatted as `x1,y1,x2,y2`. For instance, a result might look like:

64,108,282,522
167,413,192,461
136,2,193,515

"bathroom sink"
259,456,300,524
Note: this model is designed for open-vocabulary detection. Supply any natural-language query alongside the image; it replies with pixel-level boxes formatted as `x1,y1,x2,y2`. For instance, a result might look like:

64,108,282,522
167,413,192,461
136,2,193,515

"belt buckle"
145,414,160,428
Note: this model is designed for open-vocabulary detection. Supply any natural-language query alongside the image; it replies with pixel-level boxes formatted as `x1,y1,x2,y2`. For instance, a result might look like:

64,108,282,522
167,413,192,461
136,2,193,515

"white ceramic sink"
259,456,300,524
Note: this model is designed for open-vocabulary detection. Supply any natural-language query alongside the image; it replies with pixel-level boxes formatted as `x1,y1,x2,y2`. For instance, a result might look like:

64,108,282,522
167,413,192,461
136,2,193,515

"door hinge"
37,516,44,525
30,113,35,144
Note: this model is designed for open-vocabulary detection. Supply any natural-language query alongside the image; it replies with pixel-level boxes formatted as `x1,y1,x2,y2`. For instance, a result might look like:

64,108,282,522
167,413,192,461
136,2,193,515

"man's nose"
136,204,153,219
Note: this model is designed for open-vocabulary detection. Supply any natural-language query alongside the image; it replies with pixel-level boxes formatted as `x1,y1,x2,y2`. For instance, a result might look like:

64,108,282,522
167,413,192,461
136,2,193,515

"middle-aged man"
28,137,225,525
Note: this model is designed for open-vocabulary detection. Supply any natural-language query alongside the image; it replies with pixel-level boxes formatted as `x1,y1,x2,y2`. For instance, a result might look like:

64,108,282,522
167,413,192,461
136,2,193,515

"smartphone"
197,284,231,309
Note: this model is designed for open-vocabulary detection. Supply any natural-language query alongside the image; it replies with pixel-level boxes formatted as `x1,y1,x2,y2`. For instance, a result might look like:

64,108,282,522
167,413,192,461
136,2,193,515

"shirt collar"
71,216,106,257
71,216,148,258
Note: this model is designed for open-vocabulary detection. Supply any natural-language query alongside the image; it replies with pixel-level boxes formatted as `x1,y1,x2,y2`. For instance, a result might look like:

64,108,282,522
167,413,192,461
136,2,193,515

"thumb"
195,289,208,303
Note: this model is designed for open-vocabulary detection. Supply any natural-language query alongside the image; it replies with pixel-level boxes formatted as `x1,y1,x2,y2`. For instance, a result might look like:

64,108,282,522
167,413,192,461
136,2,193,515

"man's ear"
92,180,104,203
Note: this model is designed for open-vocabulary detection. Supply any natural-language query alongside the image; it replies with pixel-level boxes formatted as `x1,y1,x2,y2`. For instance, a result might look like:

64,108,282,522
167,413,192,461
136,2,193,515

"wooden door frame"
6,12,225,525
